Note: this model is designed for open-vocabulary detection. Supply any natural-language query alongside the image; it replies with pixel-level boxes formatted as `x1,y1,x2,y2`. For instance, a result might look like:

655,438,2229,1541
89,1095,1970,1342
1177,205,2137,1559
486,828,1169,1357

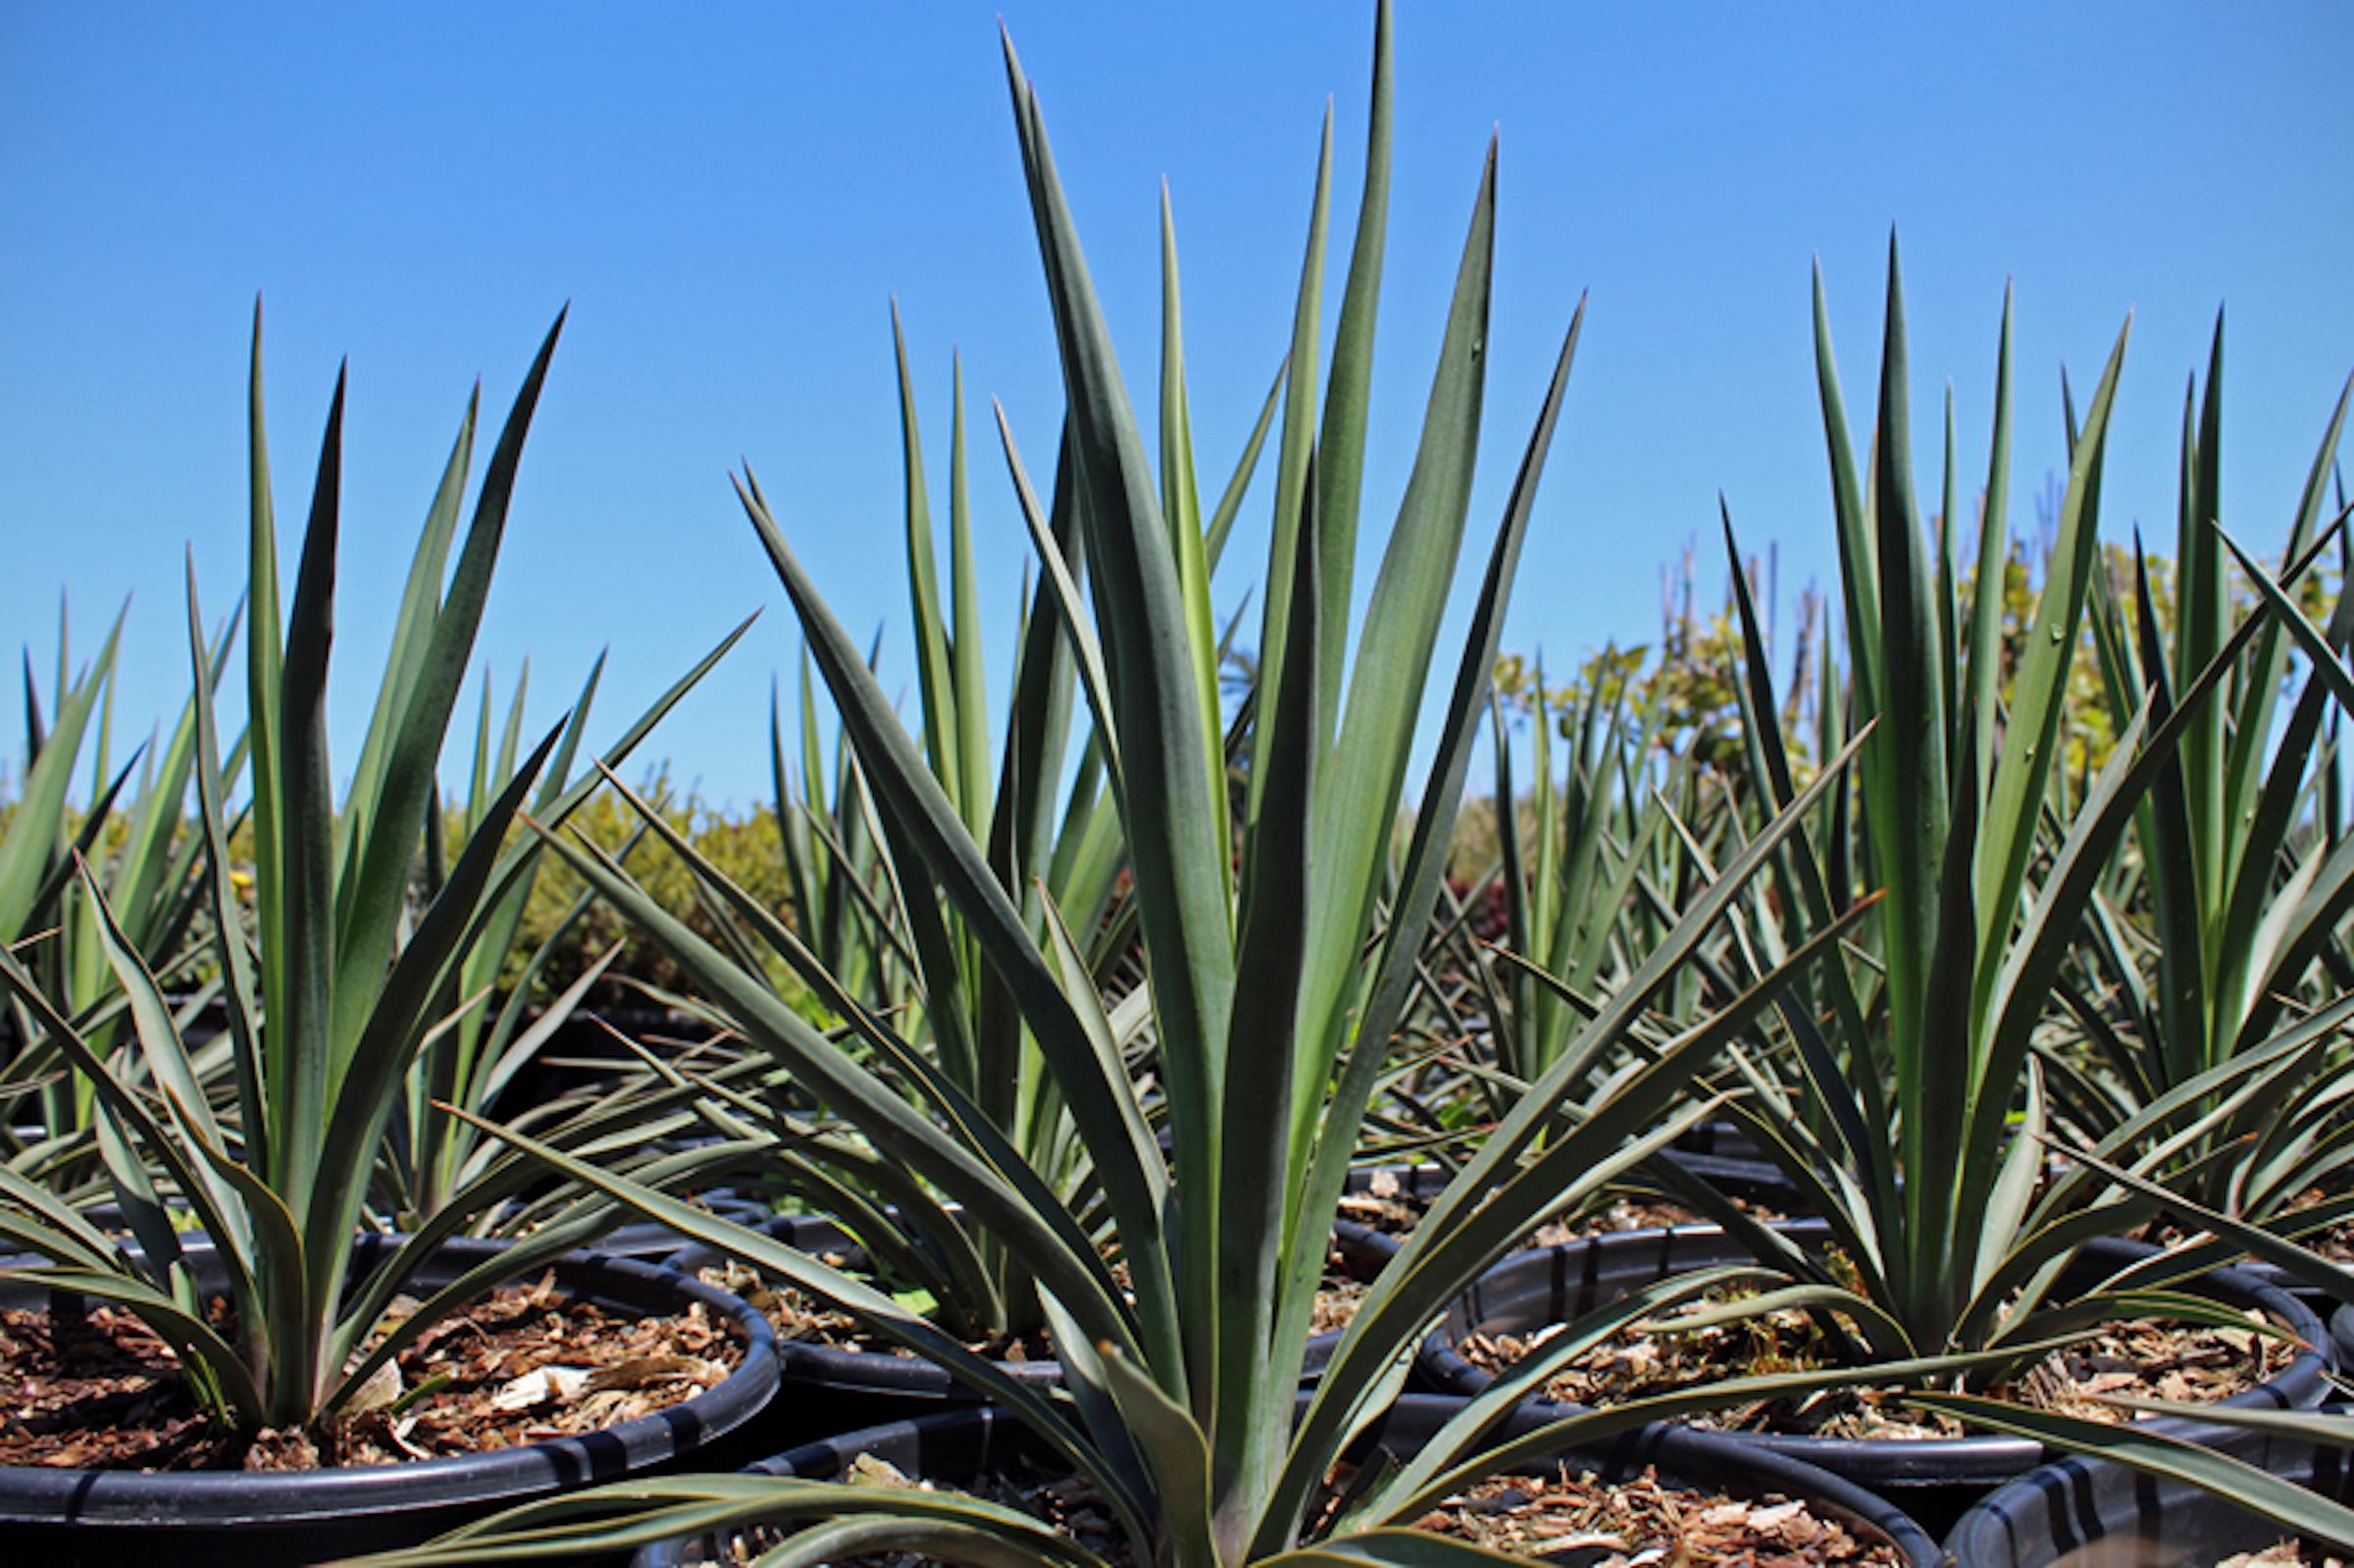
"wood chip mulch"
2216,1543,2349,1566
0,1272,740,1472
0,1300,221,1469
1461,1289,2292,1442
685,1455,1901,1568
1312,1268,1369,1335
1415,1462,1905,1565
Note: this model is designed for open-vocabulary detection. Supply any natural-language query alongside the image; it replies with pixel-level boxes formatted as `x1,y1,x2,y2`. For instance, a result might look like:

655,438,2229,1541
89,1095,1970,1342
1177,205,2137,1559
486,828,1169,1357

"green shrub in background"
5,747,836,1044
1478,507,2304,809
490,768,829,1023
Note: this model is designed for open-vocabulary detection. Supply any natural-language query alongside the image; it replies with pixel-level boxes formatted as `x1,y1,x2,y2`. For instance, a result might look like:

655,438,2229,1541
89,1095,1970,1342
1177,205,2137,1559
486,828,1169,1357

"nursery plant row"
6,5,2354,1565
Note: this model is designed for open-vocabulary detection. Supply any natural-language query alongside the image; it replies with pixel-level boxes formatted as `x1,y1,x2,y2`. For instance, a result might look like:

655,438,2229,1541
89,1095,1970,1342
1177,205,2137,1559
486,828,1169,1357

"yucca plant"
1684,249,2338,1374
680,347,1146,1337
386,660,617,1228
2048,360,2354,1236
0,599,246,1202
378,632,752,1235
705,315,1279,1343
1913,1147,2354,1556
753,322,1280,1308
1482,667,1722,1093
769,643,897,1018
284,347,758,1243
0,609,126,980
0,309,742,1436
767,314,1277,1019
1420,549,1810,1161
343,11,1891,1566
47,608,244,1059
1359,676,1705,1174
2080,346,2353,1099
0,608,128,1133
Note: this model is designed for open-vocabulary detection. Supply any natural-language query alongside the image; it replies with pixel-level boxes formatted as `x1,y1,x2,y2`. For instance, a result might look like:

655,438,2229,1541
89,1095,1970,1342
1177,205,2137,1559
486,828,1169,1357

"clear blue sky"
6,3,2350,812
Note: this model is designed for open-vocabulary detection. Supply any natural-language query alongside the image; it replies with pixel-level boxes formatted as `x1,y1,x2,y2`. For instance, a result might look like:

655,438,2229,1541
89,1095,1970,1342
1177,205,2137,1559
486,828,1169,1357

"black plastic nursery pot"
663,1213,1403,1450
0,1234,782,1568
2231,1258,2333,1325
630,1395,1946,1568
2248,1250,2354,1328
1655,1146,1811,1214
1417,1220,2335,1536
1673,1116,1768,1164
1943,1425,2354,1566
1653,1124,1854,1225
2332,1300,2354,1378
2178,1216,2353,1327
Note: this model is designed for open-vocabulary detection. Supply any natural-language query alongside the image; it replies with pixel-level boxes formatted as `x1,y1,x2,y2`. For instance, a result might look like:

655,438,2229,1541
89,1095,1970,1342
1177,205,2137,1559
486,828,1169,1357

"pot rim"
1942,1426,2354,1566
631,1395,1947,1568
1417,1220,2334,1487
0,1234,781,1527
